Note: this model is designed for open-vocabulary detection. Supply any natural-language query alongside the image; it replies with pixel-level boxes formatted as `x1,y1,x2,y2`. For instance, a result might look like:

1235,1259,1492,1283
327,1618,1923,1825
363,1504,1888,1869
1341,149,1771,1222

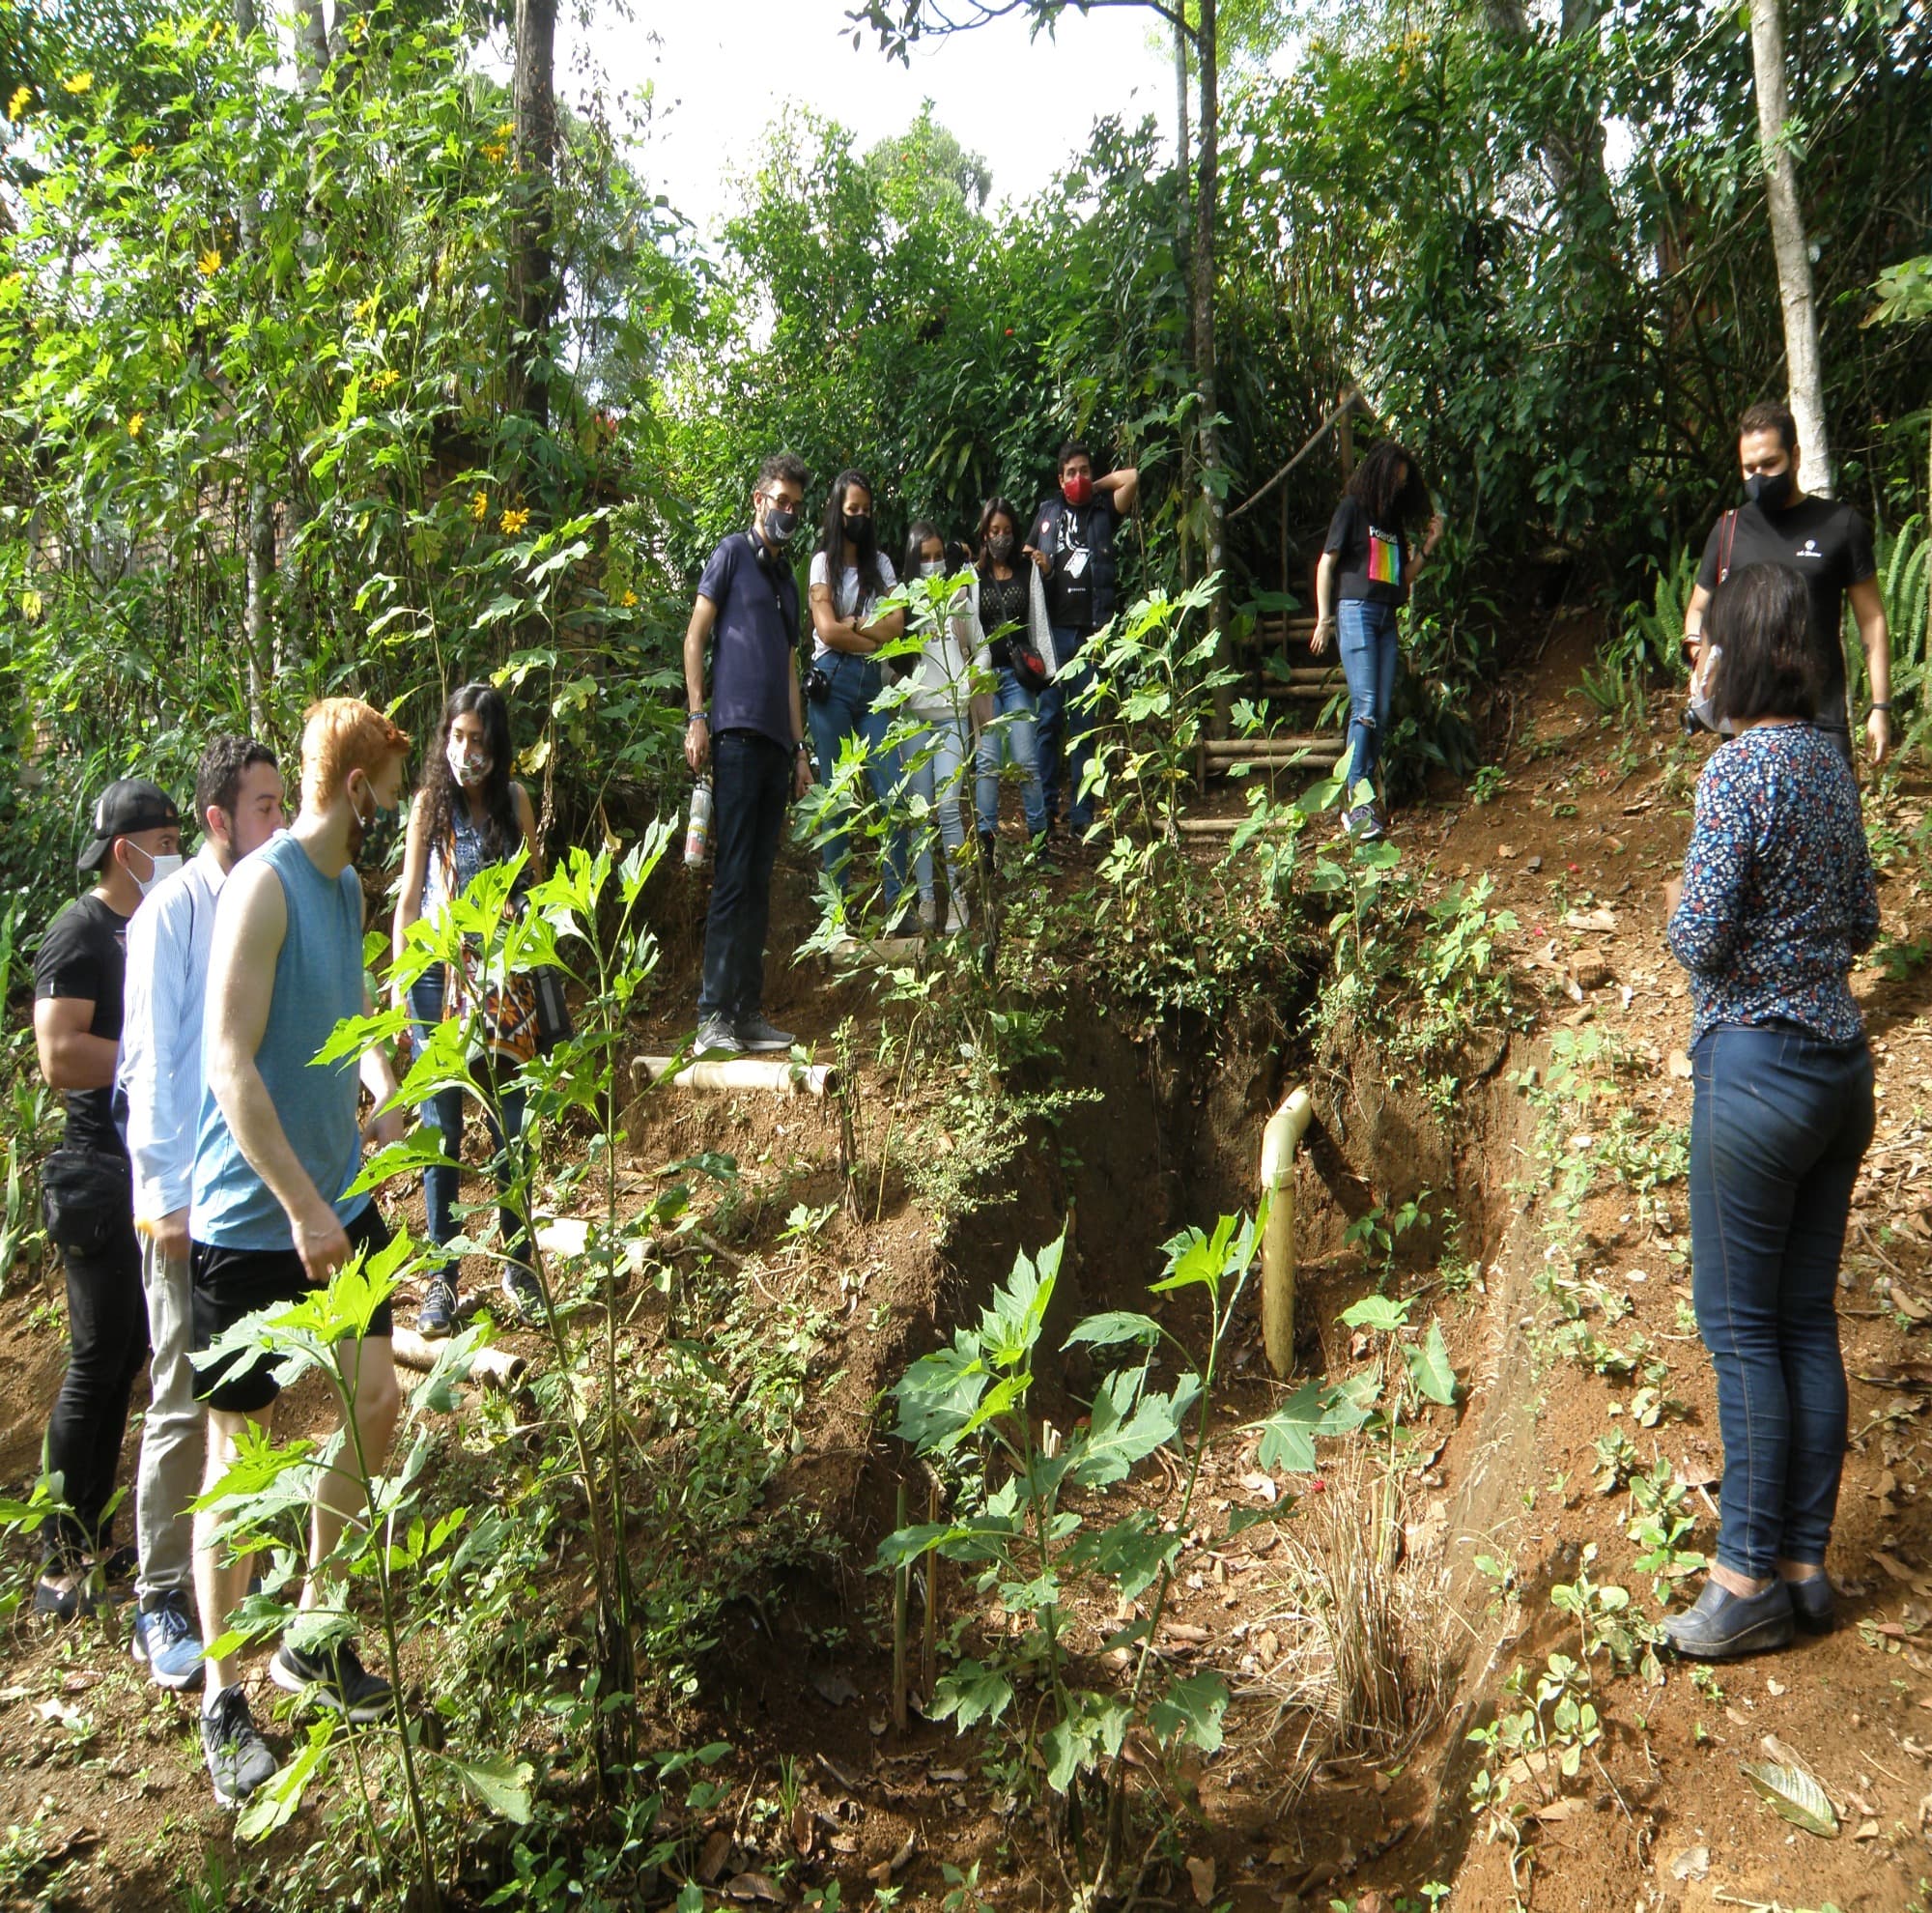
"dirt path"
0,628,1926,1912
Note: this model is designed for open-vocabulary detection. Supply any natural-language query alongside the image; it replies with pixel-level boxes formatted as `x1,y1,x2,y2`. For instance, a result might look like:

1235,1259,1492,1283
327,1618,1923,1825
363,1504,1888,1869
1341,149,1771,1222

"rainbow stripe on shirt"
1367,527,1401,586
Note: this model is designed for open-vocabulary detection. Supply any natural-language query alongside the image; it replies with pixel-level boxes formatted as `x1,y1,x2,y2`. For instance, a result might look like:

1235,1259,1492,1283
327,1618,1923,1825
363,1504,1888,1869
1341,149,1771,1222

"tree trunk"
294,0,330,91
1754,0,1824,499
1195,0,1228,729
235,0,272,728
1173,14,1192,585
1747,0,1832,495
508,0,559,429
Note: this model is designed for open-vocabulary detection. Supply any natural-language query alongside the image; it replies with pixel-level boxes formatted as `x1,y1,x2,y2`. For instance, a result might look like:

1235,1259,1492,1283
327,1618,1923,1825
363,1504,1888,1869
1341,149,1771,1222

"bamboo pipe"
1205,736,1333,756
391,1326,526,1388
1260,1088,1314,1378
634,1056,839,1096
826,933,927,970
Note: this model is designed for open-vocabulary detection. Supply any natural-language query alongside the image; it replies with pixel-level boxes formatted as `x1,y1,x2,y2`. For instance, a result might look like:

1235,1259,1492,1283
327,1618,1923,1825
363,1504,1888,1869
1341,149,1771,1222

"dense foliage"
2,0,1928,922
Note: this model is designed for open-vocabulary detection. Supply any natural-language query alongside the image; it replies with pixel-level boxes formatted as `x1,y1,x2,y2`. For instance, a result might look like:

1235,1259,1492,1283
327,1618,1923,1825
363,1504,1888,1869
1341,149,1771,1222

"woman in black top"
1311,441,1442,839
970,497,1049,849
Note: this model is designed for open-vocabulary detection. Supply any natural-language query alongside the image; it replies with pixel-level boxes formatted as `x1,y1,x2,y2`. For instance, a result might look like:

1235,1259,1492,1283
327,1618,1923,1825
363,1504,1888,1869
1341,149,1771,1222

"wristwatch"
686,710,707,726
1870,702,1891,714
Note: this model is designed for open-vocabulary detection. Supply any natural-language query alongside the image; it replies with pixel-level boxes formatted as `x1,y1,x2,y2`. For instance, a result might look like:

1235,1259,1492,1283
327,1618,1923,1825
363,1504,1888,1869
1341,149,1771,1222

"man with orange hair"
186,698,411,1807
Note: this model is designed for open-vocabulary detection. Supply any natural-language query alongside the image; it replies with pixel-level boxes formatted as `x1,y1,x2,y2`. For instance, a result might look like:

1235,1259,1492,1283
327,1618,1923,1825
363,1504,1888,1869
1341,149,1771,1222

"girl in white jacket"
899,524,988,932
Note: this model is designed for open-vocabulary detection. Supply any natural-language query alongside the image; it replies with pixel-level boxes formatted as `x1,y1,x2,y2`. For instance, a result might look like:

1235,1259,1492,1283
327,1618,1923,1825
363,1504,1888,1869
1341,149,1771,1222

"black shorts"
191,1206,394,1414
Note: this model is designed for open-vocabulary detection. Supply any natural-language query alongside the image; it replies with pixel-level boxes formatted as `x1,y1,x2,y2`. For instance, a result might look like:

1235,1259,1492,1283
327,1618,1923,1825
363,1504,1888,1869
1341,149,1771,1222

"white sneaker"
944,892,969,935
917,893,941,932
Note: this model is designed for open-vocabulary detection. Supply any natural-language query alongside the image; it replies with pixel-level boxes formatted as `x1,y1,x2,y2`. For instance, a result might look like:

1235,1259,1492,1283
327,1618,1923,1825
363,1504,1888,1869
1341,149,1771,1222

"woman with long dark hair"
1660,562,1879,1660
968,495,1049,852
806,469,915,924
393,682,543,1334
1310,440,1442,839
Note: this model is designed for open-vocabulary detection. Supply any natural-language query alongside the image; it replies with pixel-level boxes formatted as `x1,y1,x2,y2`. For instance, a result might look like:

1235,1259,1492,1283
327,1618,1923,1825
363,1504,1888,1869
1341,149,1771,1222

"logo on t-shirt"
1367,524,1402,587
1795,538,1823,560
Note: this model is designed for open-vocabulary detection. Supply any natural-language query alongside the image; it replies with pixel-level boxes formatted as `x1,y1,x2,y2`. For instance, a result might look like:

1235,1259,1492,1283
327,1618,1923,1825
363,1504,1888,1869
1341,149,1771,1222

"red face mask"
1061,471,1094,508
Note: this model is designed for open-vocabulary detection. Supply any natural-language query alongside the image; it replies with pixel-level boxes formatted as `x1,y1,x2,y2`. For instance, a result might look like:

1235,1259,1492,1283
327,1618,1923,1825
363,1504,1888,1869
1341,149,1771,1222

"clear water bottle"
684,776,713,868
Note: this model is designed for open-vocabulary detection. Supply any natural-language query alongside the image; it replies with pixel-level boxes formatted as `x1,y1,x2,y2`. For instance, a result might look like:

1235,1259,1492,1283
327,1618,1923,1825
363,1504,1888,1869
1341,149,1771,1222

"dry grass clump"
1257,1442,1452,1770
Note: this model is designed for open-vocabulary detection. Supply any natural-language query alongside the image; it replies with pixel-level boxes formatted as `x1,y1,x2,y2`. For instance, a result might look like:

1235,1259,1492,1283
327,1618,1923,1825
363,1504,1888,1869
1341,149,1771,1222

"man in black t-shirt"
1030,439,1139,839
31,776,182,1620
1685,400,1891,766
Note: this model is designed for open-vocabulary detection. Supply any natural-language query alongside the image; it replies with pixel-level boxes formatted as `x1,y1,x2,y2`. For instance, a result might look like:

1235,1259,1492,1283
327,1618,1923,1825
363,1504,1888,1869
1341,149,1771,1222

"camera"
804,664,831,704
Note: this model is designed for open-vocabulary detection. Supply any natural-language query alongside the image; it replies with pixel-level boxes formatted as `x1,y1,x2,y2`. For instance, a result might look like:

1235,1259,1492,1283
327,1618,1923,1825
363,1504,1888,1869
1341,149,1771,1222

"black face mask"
841,512,872,548
1745,468,1794,513
762,503,798,545
986,534,1015,563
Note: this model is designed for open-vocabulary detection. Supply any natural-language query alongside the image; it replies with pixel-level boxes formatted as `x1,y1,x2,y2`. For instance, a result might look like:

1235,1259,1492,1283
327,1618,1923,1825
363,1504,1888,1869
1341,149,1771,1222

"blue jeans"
409,969,530,1281
1337,598,1400,799
699,728,789,1022
1690,1022,1875,1580
805,653,911,902
902,712,971,898
1037,627,1095,830
974,667,1047,838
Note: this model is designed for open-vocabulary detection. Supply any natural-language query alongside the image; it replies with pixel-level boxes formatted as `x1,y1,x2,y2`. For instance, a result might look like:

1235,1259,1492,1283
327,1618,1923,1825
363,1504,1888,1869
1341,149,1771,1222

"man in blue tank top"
186,698,411,1808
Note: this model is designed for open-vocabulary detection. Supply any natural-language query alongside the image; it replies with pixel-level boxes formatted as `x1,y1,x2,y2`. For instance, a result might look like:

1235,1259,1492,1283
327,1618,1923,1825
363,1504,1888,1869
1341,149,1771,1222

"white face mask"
919,559,944,579
128,844,183,898
447,739,492,787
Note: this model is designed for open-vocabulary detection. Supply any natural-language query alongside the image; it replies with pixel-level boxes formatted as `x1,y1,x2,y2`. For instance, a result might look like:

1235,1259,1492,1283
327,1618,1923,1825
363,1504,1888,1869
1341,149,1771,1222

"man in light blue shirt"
119,738,285,1688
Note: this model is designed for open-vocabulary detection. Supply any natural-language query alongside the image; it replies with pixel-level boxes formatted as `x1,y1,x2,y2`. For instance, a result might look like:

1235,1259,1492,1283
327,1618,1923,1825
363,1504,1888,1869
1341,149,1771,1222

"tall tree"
851,0,1228,701
508,0,558,428
1747,0,1832,494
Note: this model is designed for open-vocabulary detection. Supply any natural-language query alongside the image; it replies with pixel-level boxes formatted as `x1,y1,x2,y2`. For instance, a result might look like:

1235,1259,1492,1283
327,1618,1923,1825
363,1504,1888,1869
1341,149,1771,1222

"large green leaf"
1255,1375,1376,1473
1149,1670,1229,1755
1405,1319,1459,1406
930,1659,1013,1731
443,1752,535,1825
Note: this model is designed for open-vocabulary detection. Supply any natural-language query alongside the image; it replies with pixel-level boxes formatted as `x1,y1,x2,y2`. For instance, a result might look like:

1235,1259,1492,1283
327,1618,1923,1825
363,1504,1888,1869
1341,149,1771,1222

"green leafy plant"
879,1214,1264,1884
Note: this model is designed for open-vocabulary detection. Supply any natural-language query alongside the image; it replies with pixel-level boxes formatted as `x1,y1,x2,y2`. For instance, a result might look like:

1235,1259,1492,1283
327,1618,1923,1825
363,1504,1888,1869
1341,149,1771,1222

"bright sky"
560,0,1178,238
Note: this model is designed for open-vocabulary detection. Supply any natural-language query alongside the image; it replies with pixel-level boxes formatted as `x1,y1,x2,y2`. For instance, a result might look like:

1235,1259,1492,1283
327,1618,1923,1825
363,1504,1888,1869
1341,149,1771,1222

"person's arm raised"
205,859,347,1284
1099,466,1140,517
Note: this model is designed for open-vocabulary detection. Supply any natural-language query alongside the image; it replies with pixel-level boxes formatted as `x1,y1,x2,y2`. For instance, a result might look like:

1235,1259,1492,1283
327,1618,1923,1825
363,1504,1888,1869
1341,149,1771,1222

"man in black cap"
31,776,182,1619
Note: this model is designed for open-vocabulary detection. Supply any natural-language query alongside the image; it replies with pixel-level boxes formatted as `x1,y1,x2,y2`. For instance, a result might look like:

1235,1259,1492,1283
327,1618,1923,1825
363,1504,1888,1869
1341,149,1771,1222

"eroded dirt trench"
0,632,1929,1913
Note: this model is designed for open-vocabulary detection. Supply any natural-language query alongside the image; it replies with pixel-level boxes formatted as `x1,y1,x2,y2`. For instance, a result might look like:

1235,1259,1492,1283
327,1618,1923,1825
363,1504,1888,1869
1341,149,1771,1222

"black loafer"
1785,1573,1834,1636
1662,1578,1793,1661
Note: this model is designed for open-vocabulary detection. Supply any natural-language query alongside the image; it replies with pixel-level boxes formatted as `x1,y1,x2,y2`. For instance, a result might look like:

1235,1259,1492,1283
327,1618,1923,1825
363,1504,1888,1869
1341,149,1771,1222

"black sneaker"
416,1274,458,1338
500,1265,547,1328
32,1568,99,1622
271,1638,395,1725
735,1014,794,1053
202,1683,278,1808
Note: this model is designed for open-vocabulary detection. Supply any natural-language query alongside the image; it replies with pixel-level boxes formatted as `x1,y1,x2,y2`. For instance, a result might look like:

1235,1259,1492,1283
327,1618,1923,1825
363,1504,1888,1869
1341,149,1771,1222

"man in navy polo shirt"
683,452,814,1055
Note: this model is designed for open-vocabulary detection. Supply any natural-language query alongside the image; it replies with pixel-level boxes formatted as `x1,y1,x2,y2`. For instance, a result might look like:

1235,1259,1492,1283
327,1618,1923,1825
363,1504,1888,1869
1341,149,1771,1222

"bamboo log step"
1205,734,1334,756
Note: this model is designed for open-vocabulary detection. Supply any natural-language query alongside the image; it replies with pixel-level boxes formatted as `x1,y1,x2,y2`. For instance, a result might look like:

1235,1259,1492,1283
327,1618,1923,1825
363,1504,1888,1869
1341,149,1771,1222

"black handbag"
532,966,574,1054
1009,640,1051,697
41,1149,133,1258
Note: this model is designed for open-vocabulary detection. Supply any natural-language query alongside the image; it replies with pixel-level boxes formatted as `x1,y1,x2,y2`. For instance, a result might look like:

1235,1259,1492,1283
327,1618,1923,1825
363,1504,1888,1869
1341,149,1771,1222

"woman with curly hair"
393,682,542,1334
1311,440,1443,839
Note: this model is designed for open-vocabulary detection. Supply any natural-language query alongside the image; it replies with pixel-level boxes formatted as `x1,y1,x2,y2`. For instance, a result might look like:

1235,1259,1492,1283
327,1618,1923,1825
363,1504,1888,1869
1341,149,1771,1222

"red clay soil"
0,617,1928,1912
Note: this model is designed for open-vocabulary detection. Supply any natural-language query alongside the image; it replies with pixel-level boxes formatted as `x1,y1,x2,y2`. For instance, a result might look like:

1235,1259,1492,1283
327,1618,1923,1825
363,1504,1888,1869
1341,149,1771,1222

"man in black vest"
1683,400,1891,768
683,453,814,1055
1029,440,1138,841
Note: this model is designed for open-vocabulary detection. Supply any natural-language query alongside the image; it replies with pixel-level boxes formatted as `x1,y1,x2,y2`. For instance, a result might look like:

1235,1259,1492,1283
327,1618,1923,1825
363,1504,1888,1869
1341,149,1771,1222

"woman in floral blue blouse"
1661,562,1880,1661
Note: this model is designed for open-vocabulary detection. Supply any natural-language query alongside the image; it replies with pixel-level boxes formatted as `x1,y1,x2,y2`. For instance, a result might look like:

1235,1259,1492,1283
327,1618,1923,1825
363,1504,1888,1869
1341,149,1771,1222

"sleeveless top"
422,805,489,920
190,831,369,1249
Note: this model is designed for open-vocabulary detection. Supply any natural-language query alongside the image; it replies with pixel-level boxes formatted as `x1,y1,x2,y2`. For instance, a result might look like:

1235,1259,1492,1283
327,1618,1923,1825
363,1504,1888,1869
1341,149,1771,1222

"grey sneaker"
736,1014,794,1053
202,1683,278,1808
943,891,969,935
271,1638,394,1725
917,892,941,932
695,1014,744,1056
416,1274,458,1338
